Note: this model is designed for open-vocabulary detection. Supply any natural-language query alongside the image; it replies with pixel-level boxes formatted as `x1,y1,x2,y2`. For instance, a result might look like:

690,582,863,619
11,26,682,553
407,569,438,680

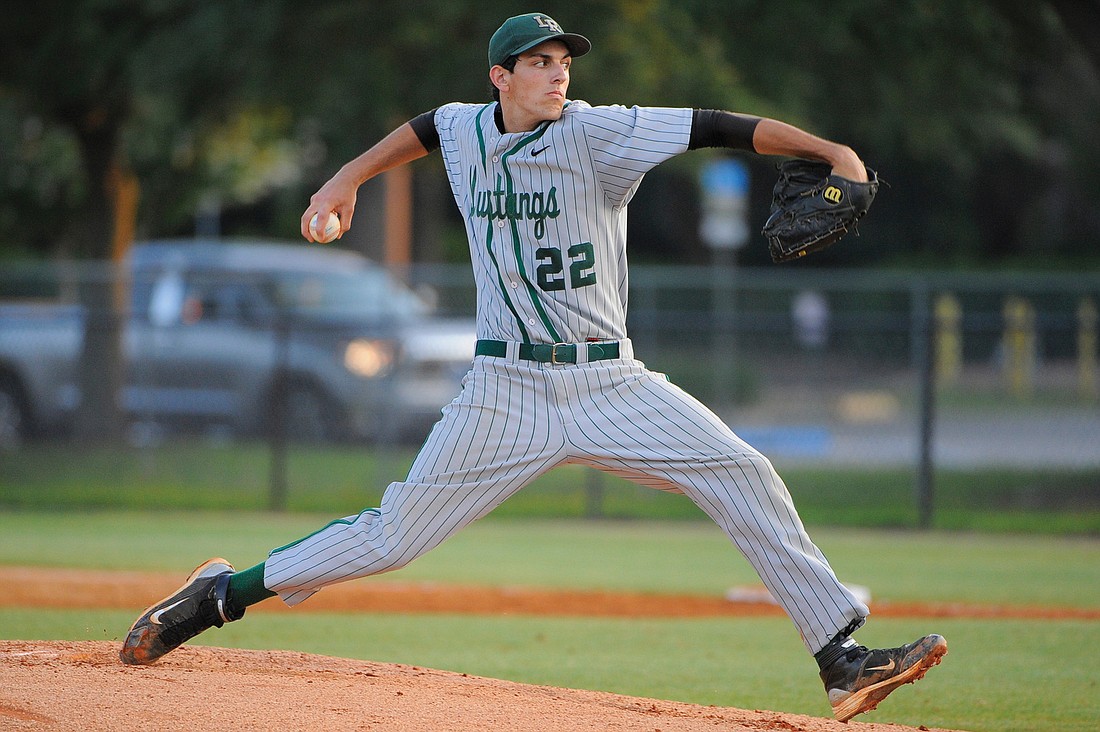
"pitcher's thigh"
576,369,792,516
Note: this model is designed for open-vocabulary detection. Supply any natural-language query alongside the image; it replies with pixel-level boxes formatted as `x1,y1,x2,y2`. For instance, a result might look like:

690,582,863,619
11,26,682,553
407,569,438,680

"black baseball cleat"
821,633,948,722
120,558,244,665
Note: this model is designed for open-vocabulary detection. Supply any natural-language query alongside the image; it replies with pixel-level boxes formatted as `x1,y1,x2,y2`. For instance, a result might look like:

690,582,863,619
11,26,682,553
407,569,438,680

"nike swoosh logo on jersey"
150,597,190,625
531,145,550,157
866,659,897,673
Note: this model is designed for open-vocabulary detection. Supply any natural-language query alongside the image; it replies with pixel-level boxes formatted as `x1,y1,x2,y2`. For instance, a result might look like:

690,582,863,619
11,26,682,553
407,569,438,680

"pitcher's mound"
0,640,958,732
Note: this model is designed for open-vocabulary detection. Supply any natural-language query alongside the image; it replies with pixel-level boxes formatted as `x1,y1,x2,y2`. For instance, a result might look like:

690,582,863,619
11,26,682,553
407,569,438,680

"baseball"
309,212,341,243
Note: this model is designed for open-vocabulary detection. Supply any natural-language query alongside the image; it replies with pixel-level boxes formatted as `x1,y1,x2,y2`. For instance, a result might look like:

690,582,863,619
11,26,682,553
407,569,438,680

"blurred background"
1,0,1098,529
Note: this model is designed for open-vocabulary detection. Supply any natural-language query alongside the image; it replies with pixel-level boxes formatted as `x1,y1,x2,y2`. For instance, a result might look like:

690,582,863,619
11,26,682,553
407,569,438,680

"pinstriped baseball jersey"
435,100,691,343
264,99,870,655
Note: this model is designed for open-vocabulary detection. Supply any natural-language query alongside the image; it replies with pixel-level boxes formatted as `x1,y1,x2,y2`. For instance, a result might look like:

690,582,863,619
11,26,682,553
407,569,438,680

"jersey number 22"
536,243,596,292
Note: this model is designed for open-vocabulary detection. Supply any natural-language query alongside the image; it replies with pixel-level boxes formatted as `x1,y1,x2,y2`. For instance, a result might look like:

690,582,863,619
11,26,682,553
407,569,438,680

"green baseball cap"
488,12,592,67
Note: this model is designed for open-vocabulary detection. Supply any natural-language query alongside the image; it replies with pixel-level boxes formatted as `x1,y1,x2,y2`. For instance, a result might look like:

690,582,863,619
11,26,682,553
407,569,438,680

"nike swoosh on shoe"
149,597,191,625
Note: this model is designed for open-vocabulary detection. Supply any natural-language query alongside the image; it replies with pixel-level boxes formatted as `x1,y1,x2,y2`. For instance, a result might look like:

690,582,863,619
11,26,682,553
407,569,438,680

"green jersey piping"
500,121,560,343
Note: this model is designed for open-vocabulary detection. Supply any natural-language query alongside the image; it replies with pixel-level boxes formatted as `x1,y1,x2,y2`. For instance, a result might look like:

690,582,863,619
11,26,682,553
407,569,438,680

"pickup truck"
0,239,476,446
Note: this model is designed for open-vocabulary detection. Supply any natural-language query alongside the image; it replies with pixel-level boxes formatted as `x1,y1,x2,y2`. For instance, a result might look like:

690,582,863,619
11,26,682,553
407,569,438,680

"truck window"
148,271,185,327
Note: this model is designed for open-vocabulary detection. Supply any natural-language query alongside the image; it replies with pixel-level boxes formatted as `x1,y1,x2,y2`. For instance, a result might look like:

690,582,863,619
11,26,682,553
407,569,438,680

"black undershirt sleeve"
414,108,754,154
688,109,761,152
409,108,440,153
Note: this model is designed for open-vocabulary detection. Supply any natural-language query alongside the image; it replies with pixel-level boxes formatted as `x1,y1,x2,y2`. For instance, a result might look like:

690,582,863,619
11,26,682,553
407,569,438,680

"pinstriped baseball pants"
264,343,869,653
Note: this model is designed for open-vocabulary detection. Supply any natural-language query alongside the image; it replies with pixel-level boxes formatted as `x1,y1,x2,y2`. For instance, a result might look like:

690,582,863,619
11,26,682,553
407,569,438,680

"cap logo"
535,15,563,33
823,185,843,204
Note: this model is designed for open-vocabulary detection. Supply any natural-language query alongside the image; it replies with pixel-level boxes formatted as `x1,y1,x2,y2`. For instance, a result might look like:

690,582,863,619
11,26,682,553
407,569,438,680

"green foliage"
679,0,1100,262
1,1,1099,262
0,0,289,253
0,102,83,257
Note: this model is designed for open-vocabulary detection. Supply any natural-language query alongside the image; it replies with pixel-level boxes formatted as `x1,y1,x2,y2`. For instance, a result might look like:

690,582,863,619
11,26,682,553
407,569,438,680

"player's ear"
490,66,510,94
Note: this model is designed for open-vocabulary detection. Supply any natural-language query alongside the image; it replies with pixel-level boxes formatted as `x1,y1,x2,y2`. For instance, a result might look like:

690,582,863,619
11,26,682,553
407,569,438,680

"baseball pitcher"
121,12,945,723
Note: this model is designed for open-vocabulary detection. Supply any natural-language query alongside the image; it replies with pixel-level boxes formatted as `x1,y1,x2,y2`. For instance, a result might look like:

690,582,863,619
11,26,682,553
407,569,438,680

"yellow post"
1079,297,1098,400
934,293,962,385
1003,296,1036,397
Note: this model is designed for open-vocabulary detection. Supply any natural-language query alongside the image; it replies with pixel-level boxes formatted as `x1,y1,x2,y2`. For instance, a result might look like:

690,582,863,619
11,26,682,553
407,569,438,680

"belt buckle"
550,342,571,364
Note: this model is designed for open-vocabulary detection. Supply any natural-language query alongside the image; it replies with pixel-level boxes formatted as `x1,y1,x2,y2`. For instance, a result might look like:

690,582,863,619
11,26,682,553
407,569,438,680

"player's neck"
496,101,551,134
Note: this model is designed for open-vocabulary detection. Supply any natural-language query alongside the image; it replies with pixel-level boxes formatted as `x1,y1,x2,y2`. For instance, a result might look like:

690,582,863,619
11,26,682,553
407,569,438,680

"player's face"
496,40,571,132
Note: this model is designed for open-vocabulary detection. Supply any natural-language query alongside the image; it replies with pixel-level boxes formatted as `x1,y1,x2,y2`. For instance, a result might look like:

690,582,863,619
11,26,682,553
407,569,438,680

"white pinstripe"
265,100,869,654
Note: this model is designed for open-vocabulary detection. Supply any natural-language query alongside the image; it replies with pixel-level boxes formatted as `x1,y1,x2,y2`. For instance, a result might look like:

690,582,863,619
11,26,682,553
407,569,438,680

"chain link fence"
2,254,1098,519
413,263,1100,475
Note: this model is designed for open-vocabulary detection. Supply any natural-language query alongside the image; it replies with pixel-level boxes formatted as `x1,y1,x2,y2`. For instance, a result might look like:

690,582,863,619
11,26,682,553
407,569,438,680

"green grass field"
1,513,1098,731
2,441,1099,532
2,443,1099,730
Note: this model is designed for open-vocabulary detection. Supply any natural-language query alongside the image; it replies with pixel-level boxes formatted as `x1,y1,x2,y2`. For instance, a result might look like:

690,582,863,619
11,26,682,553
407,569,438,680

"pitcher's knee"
731,446,779,476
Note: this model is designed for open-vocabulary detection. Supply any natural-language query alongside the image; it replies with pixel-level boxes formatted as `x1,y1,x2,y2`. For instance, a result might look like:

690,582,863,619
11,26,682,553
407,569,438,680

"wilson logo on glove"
762,159,879,263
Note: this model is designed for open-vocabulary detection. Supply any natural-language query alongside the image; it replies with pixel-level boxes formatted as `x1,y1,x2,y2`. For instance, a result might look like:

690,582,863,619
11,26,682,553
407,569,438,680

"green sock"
226,562,276,613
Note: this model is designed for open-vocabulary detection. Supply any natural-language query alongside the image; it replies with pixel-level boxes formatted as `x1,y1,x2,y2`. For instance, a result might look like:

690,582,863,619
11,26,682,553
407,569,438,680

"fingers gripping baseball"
301,178,358,243
307,212,341,244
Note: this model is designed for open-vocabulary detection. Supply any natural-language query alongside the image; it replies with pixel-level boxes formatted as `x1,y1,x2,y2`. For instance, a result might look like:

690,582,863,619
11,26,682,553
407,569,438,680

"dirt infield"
7,565,1091,732
0,640,965,732
2,565,1097,620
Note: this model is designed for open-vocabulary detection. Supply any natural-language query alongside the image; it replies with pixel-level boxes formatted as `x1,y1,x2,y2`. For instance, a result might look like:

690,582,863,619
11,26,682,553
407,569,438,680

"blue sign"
701,159,750,197
699,158,750,250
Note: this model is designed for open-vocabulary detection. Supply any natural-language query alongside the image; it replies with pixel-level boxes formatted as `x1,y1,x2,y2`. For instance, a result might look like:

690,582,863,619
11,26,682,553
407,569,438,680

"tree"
680,0,1100,263
3,1,1098,267
0,0,285,439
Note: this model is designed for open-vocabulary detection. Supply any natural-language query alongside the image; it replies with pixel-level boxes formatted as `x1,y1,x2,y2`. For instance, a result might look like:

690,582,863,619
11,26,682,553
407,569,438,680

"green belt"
475,339,620,364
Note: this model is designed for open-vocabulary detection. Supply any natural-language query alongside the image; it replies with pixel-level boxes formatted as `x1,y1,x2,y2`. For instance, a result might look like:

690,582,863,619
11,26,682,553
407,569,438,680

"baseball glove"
761,159,879,263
